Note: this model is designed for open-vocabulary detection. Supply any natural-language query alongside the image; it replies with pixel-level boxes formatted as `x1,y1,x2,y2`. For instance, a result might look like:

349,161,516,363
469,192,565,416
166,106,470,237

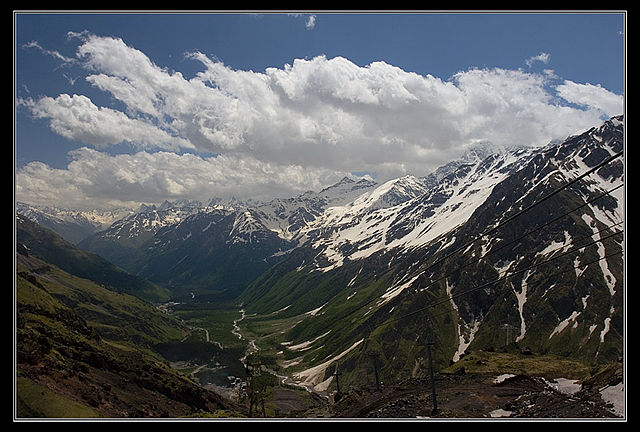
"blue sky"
14,11,625,209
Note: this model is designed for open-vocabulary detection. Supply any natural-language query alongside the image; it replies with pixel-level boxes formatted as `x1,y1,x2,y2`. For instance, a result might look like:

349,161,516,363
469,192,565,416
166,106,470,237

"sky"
14,11,625,210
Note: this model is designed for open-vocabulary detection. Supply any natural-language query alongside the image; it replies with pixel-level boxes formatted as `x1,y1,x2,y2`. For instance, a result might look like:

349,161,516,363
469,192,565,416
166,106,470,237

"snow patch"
536,231,572,257
582,215,618,296
378,272,423,306
347,266,363,287
494,374,516,384
494,260,515,278
285,330,331,352
490,408,512,418
600,317,611,343
447,280,481,362
549,310,581,339
291,339,364,389
600,382,624,417
545,378,582,395
280,357,303,369
514,271,530,342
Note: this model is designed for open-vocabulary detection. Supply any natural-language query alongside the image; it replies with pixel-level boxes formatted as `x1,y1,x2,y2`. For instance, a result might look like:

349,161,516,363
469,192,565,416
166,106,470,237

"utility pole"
501,323,517,346
369,353,380,391
247,354,265,417
426,340,438,415
333,365,342,393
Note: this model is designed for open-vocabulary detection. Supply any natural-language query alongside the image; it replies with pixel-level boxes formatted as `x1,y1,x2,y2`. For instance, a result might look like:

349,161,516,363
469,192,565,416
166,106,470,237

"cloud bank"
17,33,623,209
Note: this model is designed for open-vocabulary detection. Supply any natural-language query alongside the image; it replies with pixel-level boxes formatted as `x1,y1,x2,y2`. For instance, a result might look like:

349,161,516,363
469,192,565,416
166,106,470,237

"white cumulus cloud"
556,80,623,118
19,93,194,151
16,147,348,210
17,33,624,209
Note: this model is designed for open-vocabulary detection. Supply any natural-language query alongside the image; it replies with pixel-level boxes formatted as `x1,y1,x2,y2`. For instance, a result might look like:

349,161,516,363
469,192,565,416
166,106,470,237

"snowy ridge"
228,209,269,244
103,200,204,240
249,176,379,241
553,116,624,226
304,151,527,272
348,175,429,213
16,201,133,244
16,201,131,232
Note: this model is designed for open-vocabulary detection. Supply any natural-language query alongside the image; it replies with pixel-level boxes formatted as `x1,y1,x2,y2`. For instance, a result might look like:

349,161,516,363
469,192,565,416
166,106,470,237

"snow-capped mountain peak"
350,175,429,212
304,150,528,272
15,202,132,244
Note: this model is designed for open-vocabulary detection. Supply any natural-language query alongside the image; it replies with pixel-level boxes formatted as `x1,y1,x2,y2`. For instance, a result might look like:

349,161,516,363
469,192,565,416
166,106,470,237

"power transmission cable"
292,177,623,390
425,216,623,301
413,220,624,324
413,151,623,283
416,183,624,296
359,219,623,345
336,155,623,336
276,148,624,392
351,246,623,396
323,174,623,337
385,229,623,325
362,246,623,347
425,250,622,326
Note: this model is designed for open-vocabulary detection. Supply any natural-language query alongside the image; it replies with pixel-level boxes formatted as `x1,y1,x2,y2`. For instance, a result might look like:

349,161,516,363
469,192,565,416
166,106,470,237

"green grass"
441,349,593,380
16,377,102,418
17,256,186,351
171,304,245,348
17,215,171,303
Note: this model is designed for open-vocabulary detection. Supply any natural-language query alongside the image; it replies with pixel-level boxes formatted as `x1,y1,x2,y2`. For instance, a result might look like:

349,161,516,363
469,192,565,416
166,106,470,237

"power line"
315,182,622,343
357,220,623,333
416,183,623,297
350,242,623,397
280,147,624,392
414,151,623,283
299,149,624,361
387,229,623,325
363,150,625,330
343,185,623,336
338,155,623,339
418,249,623,327
358,246,623,354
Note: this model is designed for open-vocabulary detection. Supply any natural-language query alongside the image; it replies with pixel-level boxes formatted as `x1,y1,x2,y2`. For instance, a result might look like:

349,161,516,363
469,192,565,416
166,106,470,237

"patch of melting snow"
489,408,513,418
545,378,582,395
493,374,516,384
291,339,363,390
600,382,624,417
285,330,331,351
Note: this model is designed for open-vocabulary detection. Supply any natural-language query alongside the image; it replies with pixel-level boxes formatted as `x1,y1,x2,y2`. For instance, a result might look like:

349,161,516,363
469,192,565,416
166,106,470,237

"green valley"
15,218,244,418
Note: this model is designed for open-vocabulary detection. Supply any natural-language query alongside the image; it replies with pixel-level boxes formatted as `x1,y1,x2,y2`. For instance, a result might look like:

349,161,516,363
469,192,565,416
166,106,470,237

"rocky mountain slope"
16,215,171,303
15,234,242,418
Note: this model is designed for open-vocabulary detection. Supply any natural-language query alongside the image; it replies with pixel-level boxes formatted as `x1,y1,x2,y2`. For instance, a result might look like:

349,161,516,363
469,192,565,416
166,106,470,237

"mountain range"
16,115,625,402
16,202,131,245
